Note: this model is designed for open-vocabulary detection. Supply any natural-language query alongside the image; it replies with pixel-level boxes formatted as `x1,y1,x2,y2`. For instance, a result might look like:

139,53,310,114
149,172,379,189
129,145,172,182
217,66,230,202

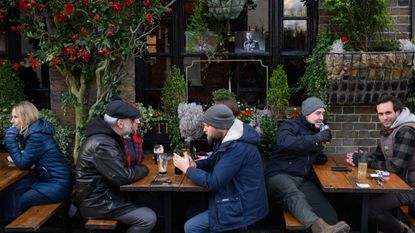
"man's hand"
173,153,195,173
346,152,357,166
314,129,332,142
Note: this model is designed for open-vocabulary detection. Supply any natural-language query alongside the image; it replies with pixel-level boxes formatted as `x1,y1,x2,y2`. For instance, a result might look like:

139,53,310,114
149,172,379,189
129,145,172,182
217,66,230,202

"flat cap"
105,98,139,119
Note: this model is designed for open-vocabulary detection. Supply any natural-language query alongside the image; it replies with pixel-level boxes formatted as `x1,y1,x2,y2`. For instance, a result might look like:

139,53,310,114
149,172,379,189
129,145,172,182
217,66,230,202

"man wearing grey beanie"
266,97,350,233
173,104,268,232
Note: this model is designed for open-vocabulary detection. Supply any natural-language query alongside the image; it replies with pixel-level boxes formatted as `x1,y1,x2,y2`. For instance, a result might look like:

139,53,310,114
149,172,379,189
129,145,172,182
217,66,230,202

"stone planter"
325,51,415,104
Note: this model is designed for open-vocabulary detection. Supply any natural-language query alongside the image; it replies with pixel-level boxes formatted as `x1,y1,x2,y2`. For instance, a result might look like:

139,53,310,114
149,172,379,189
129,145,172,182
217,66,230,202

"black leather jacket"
75,116,148,218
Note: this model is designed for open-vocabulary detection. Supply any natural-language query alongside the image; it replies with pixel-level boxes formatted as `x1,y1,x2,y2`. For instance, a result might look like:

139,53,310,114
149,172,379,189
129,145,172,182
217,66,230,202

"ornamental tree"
0,0,174,161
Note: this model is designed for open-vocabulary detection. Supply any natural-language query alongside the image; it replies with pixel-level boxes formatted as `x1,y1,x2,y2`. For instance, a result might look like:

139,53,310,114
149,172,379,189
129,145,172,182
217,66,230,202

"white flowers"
398,39,415,52
329,39,345,53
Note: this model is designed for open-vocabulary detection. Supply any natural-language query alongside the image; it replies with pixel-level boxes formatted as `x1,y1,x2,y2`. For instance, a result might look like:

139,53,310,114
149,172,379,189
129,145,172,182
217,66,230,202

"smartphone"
331,166,352,172
150,180,172,185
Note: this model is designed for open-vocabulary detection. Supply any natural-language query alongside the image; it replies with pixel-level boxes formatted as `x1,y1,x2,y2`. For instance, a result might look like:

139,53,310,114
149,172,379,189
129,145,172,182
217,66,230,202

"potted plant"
320,0,415,104
178,102,204,150
212,88,236,102
186,0,224,56
267,65,290,119
162,65,187,151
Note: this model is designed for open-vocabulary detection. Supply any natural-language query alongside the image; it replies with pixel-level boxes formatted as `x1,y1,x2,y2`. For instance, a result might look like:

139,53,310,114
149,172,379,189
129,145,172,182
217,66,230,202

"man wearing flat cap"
173,104,268,233
266,97,350,233
75,98,156,233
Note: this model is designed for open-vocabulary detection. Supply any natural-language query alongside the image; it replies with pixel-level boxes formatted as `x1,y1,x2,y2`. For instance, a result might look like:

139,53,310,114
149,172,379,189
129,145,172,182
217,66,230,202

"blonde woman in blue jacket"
0,101,72,222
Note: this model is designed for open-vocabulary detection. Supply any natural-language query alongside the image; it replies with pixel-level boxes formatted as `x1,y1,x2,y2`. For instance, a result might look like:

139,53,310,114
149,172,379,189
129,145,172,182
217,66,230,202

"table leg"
164,192,172,233
361,193,369,233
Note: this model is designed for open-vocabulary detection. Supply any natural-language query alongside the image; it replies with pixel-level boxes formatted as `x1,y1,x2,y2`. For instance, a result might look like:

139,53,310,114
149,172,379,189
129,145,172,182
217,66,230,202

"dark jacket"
266,115,327,179
186,119,268,232
4,119,72,201
75,116,149,218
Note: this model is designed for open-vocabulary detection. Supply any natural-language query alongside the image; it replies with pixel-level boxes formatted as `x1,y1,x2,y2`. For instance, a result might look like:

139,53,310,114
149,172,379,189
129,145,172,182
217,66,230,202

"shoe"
311,218,350,233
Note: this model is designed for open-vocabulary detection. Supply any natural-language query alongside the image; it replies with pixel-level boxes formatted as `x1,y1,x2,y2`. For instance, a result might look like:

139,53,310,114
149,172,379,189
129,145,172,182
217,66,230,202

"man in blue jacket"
174,104,268,233
266,97,350,233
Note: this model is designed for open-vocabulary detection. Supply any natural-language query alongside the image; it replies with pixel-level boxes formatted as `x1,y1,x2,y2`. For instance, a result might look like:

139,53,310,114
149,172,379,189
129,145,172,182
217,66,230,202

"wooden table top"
313,155,412,193
120,155,208,192
0,153,30,192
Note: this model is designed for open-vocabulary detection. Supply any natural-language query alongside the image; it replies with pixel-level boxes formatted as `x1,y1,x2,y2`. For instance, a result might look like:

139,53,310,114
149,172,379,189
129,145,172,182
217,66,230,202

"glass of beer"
357,150,368,177
157,153,168,175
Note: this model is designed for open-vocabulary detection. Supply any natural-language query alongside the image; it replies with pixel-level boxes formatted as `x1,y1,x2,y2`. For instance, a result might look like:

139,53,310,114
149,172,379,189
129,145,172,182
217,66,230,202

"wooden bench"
4,201,69,232
4,188,76,232
85,219,119,230
283,210,306,231
400,205,415,227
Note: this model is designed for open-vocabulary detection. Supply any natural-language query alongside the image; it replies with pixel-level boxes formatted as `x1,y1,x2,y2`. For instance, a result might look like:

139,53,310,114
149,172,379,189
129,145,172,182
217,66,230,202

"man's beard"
207,131,224,146
120,127,133,136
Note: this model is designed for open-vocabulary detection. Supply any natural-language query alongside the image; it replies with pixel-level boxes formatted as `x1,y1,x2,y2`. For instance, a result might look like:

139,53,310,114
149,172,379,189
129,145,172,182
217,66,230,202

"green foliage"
212,88,236,101
39,109,73,162
268,65,290,118
162,66,186,151
297,34,334,104
0,60,26,111
162,66,187,118
258,115,277,159
168,116,183,151
322,0,395,51
0,60,26,144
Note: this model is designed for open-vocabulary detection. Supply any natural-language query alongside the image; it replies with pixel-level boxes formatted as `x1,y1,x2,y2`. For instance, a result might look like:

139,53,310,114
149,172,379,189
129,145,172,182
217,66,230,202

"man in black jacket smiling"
266,97,350,233
75,98,156,233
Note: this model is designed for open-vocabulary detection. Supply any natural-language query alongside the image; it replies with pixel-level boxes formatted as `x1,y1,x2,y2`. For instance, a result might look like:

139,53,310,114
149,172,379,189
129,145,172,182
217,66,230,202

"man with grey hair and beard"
75,98,156,233
173,104,268,233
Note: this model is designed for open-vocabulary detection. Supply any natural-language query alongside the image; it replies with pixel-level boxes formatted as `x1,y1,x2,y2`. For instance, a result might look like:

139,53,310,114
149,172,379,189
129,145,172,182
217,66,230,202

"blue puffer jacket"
266,115,327,179
4,119,72,201
186,119,269,232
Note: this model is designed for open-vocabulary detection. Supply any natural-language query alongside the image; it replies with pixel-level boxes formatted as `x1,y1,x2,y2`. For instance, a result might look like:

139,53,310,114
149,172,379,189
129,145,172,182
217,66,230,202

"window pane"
146,20,170,54
283,20,307,51
284,0,306,17
282,56,306,105
145,57,171,108
185,59,267,107
184,0,269,53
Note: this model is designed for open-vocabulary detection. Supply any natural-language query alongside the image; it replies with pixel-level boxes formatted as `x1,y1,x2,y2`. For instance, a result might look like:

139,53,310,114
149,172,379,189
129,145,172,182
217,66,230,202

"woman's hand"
5,126,19,138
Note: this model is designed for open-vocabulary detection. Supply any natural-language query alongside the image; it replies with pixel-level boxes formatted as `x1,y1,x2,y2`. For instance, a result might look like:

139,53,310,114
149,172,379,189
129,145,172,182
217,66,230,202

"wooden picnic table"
120,154,208,233
0,153,29,192
313,155,412,233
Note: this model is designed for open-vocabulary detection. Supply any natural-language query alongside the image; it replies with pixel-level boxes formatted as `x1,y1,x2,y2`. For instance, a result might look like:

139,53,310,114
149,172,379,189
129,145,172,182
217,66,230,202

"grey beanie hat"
203,104,235,129
301,97,326,116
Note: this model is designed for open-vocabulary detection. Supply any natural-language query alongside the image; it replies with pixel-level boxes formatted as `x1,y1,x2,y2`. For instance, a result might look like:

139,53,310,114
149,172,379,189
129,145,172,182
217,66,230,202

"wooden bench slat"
283,210,306,231
5,202,65,232
400,205,415,227
85,219,119,230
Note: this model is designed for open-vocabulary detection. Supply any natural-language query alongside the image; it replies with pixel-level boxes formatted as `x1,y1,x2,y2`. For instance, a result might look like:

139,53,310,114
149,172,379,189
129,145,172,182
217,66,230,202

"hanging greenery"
296,33,334,104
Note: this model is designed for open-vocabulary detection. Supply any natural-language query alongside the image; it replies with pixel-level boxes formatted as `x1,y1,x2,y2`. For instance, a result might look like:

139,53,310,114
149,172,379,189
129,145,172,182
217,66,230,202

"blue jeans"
267,174,338,228
184,210,210,233
0,176,51,222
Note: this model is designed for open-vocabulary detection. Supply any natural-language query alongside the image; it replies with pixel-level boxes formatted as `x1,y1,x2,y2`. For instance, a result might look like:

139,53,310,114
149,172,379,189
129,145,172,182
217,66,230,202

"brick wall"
325,105,382,155
50,57,136,128
319,0,412,39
